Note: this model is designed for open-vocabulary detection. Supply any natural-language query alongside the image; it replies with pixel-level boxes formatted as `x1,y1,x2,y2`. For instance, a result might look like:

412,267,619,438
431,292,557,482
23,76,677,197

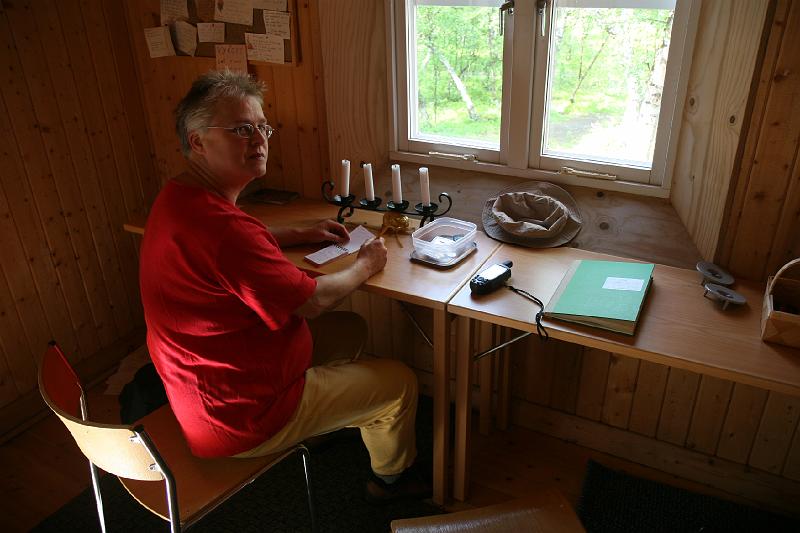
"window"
388,0,699,193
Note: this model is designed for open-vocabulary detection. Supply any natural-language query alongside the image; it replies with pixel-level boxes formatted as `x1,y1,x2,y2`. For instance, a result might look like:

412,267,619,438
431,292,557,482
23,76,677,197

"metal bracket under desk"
473,330,532,362
398,302,434,348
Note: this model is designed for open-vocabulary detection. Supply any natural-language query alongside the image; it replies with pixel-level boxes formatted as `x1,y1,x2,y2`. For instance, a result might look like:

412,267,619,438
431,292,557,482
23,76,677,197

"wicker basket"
761,258,800,349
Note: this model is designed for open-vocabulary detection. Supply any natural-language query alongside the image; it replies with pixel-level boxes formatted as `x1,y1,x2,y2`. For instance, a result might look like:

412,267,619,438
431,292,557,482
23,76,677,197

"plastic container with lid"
411,217,477,262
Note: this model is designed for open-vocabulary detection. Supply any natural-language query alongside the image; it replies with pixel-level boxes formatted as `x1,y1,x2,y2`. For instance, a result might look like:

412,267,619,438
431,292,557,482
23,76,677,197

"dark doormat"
33,396,441,533
577,460,799,533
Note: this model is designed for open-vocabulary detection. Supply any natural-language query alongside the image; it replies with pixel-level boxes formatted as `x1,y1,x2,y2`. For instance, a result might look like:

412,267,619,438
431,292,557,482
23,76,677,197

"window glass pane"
543,3,675,168
412,4,503,149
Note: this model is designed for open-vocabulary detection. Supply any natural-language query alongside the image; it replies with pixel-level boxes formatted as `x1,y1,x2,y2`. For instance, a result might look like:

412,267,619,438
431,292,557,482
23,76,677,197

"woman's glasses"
206,123,274,139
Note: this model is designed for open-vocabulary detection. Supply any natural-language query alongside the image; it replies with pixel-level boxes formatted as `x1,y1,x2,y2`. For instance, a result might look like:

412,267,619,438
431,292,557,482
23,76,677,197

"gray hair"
175,70,266,156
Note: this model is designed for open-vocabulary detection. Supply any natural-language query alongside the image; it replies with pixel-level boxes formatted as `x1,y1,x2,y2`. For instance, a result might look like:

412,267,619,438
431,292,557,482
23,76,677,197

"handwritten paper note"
144,26,176,58
304,226,375,266
253,0,287,10
244,33,285,64
215,44,248,73
263,10,290,39
197,22,225,42
160,0,189,25
174,20,197,56
214,0,254,26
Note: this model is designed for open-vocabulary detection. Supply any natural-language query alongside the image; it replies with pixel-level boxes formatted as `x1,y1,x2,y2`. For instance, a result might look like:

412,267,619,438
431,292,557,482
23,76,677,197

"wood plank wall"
0,0,153,434
670,0,769,262
343,292,800,514
718,0,800,281
123,0,331,197
317,0,390,178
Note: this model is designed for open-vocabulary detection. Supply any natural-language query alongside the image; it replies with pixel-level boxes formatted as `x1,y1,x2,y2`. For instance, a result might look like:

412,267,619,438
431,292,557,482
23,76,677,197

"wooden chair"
38,342,317,533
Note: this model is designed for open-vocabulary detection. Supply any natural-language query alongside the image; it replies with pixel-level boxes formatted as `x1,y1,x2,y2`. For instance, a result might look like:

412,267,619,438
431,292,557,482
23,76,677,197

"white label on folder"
602,277,644,291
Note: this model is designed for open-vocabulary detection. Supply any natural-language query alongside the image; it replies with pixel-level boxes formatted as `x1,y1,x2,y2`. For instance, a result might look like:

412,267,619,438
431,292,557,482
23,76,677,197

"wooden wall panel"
719,0,800,280
749,392,800,474
317,0,389,184
685,375,733,454
628,360,669,437
0,1,154,434
601,354,639,429
670,0,769,261
656,368,700,446
575,347,610,421
716,384,769,463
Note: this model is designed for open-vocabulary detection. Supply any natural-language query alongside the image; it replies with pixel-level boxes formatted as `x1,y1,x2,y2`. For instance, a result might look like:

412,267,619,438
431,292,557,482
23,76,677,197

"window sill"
390,150,672,199
372,161,700,269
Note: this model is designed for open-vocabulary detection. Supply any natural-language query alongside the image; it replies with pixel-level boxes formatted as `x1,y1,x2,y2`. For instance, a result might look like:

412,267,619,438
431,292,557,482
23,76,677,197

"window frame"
386,0,701,197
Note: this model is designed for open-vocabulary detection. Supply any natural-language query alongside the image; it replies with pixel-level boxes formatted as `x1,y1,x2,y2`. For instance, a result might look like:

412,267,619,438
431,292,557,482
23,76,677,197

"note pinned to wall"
174,21,198,56
144,26,177,58
214,0,254,26
263,10,290,39
215,44,248,73
197,22,225,43
244,33,285,64
253,0,287,10
161,0,189,25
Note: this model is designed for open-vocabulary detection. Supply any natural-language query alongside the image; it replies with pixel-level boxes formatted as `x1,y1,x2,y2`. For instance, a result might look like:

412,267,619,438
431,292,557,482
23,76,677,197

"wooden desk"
446,244,800,500
126,198,501,504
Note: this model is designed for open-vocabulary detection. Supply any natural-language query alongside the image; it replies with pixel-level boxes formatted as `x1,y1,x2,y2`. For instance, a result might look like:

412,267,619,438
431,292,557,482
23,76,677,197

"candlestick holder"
322,181,452,227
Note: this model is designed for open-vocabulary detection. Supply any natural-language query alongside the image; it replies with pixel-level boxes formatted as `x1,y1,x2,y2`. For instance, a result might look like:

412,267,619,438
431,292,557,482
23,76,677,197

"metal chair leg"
89,461,106,533
297,445,317,533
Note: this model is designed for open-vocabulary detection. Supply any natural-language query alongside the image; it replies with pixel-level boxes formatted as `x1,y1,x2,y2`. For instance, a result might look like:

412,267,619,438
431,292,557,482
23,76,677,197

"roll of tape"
703,282,746,310
696,261,734,286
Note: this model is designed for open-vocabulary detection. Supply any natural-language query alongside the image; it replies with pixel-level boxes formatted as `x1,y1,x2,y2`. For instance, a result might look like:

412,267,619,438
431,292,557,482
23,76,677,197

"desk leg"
432,308,450,505
453,316,474,501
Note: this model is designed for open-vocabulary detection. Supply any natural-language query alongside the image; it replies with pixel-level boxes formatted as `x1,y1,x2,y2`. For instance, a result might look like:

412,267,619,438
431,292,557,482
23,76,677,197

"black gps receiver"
470,260,513,295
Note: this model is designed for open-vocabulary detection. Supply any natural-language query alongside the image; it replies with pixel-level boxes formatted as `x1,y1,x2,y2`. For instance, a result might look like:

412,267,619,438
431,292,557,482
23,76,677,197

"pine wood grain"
575,348,610,421
685,375,733,454
749,392,800,474
627,360,669,437
601,354,639,429
719,0,800,280
656,368,701,446
717,383,769,463
670,0,769,260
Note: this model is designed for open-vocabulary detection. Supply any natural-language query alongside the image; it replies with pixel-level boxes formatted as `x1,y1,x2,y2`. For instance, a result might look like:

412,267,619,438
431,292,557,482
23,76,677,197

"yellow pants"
234,312,419,476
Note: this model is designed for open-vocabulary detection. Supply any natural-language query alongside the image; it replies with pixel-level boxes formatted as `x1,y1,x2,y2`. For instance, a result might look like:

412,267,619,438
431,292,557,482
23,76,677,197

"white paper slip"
602,277,645,292
304,225,375,266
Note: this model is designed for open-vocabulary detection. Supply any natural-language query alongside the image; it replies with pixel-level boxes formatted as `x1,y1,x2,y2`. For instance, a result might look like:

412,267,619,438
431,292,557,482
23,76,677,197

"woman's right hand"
357,237,388,277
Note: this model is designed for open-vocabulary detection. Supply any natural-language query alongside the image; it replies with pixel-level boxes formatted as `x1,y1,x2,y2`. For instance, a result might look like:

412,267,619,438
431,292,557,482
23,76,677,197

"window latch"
537,0,548,37
499,1,514,35
429,151,478,162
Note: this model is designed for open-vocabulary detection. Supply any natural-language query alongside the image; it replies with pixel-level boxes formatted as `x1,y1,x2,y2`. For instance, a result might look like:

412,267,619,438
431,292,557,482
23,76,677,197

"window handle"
559,166,618,180
499,1,514,35
538,0,548,37
429,151,478,162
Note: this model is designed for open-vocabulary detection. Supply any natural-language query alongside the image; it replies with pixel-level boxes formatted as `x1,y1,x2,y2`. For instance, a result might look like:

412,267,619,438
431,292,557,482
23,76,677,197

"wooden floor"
1,383,767,533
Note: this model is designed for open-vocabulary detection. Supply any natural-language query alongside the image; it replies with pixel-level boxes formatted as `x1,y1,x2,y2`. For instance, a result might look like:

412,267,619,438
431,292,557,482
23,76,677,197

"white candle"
363,163,375,201
340,159,350,197
391,164,403,203
419,167,431,206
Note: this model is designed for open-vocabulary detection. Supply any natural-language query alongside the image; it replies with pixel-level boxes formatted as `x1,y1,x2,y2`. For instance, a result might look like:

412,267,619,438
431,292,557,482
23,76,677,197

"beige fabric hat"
481,181,582,248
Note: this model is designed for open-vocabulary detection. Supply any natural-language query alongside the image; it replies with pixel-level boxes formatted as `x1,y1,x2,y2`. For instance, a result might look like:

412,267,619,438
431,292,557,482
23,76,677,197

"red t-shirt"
139,180,317,457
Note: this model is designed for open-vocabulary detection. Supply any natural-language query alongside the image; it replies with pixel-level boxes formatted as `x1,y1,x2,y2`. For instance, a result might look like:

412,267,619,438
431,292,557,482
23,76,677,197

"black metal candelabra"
321,181,452,227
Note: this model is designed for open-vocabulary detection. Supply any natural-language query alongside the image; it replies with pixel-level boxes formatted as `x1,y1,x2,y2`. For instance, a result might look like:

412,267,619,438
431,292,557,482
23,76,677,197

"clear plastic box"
411,217,477,262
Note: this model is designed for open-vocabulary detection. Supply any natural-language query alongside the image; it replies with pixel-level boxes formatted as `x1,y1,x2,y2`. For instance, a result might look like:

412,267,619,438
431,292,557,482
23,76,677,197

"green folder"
544,260,655,335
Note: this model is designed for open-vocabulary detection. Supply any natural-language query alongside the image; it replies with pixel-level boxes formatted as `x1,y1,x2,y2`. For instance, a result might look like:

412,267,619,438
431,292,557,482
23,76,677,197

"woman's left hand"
308,220,349,244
